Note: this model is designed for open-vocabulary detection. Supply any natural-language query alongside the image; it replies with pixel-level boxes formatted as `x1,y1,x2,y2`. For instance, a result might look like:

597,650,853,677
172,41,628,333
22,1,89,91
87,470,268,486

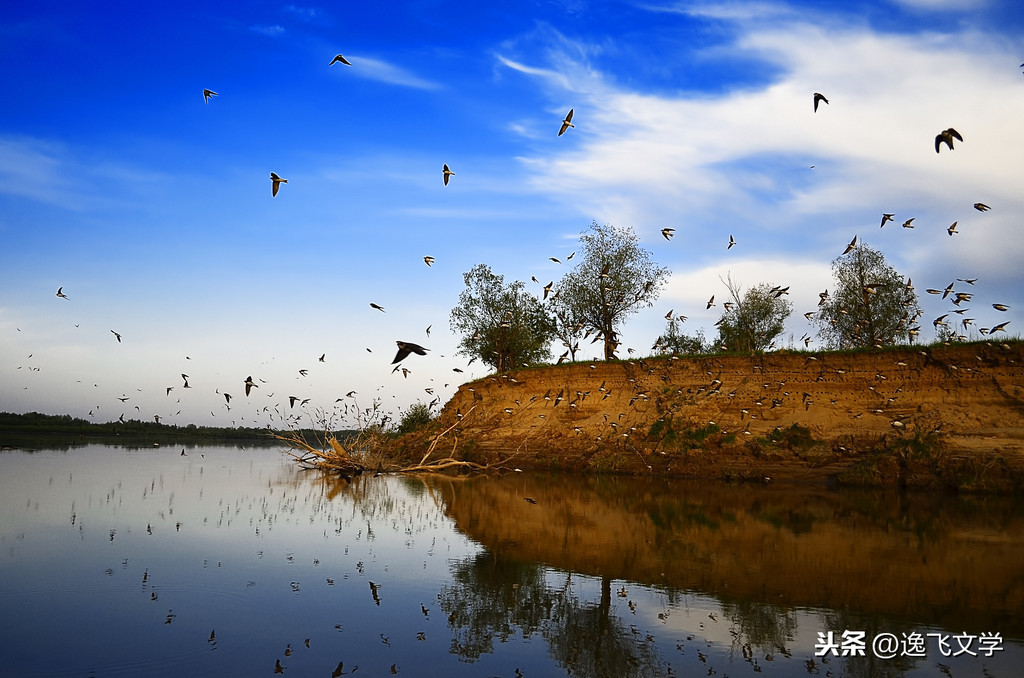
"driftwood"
273,404,515,474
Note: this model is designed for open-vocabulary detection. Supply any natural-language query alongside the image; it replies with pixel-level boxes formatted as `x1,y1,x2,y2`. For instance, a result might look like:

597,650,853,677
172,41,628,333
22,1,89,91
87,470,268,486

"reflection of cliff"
429,474,1024,635
438,343,1024,480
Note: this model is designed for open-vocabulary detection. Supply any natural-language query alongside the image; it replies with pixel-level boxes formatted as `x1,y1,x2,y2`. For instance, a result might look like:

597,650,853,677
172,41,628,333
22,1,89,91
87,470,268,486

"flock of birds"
15,53,1020,434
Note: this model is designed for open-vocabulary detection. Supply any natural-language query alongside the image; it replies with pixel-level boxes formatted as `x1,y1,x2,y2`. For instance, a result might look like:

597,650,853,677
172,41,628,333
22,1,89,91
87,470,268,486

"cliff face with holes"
435,342,1024,486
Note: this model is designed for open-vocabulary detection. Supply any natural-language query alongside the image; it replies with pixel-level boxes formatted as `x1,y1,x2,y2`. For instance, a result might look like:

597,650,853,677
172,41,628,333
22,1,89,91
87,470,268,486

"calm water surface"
1,443,1021,677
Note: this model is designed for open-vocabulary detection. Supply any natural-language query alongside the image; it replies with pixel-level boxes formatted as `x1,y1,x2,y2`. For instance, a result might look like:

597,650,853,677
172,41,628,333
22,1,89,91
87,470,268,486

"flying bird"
706,295,715,309
901,218,915,229
813,92,829,112
974,202,991,212
558,108,574,136
330,54,352,66
661,228,675,241
370,303,385,312
728,234,735,250
110,330,122,343
245,376,257,396
880,213,894,228
319,353,326,362
203,88,218,103
270,172,288,197
423,256,435,267
935,128,963,153
843,235,858,255
993,303,1009,312
56,286,69,299
442,164,454,186
392,341,428,364
947,221,958,236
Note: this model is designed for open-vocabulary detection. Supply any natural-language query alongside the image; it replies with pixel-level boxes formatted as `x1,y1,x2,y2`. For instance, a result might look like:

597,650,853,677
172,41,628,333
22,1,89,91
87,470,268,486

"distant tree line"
0,411,276,440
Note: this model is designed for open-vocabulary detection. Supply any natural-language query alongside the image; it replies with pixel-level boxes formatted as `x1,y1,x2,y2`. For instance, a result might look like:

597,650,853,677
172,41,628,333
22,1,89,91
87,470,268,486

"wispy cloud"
249,24,285,37
497,9,1024,340
341,55,441,90
0,136,82,207
0,135,174,213
888,0,988,9
639,1,796,21
284,5,323,21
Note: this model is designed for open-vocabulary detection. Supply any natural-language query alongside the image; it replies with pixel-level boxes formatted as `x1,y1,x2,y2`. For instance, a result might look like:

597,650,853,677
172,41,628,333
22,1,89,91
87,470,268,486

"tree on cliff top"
813,241,918,349
715,275,793,353
555,222,670,359
450,264,555,372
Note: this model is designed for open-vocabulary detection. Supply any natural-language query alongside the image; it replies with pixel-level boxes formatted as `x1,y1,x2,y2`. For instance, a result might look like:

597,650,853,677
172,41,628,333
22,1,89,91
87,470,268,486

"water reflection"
429,474,1024,635
0,445,1020,677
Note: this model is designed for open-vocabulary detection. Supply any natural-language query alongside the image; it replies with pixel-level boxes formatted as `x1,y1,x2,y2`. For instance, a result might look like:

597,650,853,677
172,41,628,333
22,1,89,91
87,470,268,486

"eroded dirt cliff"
431,342,1024,488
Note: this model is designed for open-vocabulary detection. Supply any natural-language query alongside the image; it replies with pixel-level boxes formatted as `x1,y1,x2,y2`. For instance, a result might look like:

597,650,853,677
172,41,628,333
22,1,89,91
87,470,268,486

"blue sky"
2,0,1022,429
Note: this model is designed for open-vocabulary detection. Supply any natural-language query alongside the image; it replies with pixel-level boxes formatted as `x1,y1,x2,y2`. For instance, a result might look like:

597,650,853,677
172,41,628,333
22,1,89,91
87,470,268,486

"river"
0,442,1020,677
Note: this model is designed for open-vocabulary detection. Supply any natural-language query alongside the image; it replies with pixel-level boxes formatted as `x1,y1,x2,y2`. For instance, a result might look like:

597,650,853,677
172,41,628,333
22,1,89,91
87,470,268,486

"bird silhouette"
392,341,428,364
423,256,435,266
901,218,915,229
947,221,958,236
935,128,963,153
245,376,257,396
203,88,218,103
880,213,894,228
974,202,991,211
111,330,122,343
843,235,858,255
728,234,735,249
661,227,675,240
558,108,574,136
270,172,288,197
813,92,829,112
330,54,352,66
370,303,385,312
442,164,454,186
56,286,69,299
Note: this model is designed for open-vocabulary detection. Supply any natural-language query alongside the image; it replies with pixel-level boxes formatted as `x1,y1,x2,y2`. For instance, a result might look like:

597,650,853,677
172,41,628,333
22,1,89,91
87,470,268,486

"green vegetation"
0,411,272,440
647,418,722,450
395,402,436,435
714,275,793,353
813,241,919,348
553,222,670,360
653,318,708,355
450,263,556,371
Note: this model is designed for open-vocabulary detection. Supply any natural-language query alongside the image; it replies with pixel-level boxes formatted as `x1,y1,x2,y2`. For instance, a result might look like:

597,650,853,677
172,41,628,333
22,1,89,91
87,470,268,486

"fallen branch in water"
272,402,515,474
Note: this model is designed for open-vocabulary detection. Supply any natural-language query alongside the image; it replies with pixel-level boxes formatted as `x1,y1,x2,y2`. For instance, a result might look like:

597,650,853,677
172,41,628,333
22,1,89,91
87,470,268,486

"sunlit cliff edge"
428,342,1024,489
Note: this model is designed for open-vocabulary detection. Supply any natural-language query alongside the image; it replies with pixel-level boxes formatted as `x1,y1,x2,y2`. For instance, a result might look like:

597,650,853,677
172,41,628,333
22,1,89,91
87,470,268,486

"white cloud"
250,24,285,37
340,55,441,90
497,9,1023,342
888,0,987,9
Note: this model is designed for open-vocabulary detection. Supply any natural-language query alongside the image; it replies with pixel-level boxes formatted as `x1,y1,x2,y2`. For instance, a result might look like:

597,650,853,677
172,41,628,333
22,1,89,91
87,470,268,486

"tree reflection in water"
439,552,668,676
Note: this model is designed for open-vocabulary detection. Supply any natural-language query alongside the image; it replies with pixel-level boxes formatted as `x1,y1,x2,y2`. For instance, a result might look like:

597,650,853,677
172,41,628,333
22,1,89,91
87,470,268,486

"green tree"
547,292,588,362
813,241,918,349
450,264,555,372
556,222,670,359
653,317,707,355
394,401,435,435
715,275,793,353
